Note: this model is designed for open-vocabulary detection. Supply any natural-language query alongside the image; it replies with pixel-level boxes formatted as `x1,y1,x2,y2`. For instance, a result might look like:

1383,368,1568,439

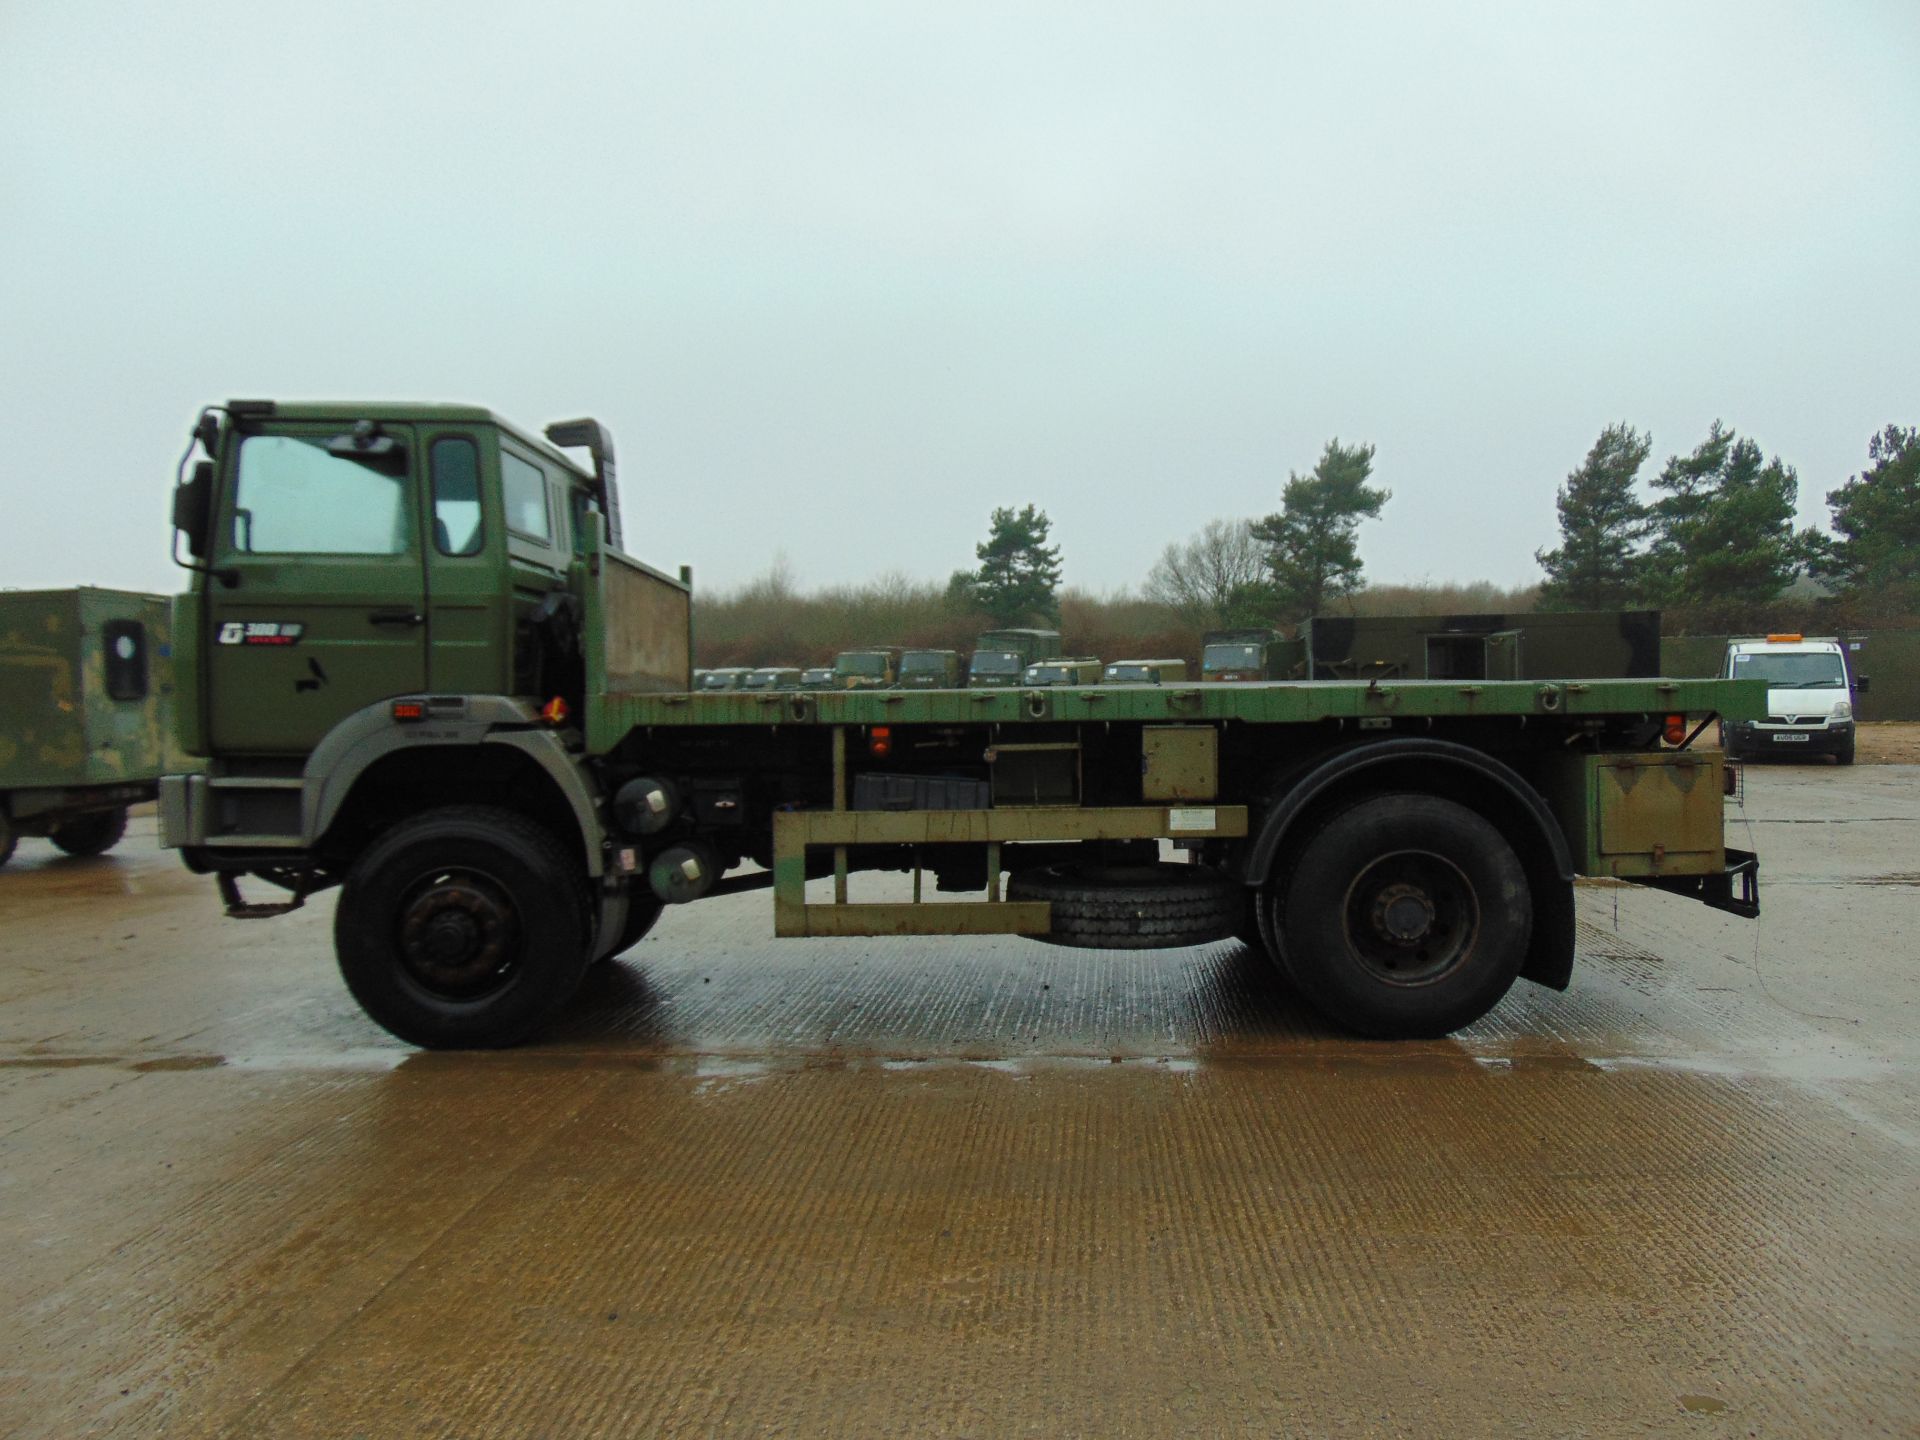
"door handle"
368,609,424,627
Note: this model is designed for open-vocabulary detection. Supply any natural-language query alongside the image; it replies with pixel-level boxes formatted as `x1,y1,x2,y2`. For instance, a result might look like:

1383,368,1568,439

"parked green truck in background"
896,649,962,689
968,629,1062,687
2,587,187,866
1202,629,1300,682
156,400,1766,1051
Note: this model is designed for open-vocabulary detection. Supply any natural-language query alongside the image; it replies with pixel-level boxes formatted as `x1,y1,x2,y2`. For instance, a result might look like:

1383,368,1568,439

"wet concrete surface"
1,766,1917,1437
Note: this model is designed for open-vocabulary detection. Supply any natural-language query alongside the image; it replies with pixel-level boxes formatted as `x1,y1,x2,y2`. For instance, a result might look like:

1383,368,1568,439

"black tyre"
50,807,128,857
1836,741,1855,766
1007,862,1240,950
0,811,15,868
333,806,590,1049
597,890,664,963
1271,794,1530,1038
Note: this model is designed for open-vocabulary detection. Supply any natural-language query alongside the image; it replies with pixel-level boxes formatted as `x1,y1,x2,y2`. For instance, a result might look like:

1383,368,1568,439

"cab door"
206,421,427,754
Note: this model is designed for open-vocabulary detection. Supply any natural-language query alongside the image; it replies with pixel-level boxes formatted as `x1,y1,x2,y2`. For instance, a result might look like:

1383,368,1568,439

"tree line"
695,421,1917,665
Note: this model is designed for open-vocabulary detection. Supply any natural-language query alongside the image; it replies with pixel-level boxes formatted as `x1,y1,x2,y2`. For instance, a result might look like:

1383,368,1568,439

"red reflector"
391,701,425,722
1663,713,1688,745
541,696,570,725
870,725,892,758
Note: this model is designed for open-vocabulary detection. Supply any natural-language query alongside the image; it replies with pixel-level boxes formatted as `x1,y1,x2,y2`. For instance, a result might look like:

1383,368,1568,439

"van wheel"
1836,741,1855,766
50,807,128,857
334,806,589,1049
1270,794,1530,1038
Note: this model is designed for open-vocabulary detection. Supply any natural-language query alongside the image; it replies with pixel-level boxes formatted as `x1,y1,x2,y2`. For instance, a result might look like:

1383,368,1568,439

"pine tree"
948,504,1063,625
1806,424,1920,613
1535,424,1652,610
1646,422,1802,607
1249,440,1389,619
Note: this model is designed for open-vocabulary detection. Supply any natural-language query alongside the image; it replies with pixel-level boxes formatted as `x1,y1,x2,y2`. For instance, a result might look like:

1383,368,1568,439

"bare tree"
1144,519,1269,627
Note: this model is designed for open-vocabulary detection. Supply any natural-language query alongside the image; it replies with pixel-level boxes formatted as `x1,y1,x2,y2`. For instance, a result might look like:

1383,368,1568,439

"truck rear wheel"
1008,861,1240,949
1270,794,1530,1038
50,807,128,857
334,805,590,1049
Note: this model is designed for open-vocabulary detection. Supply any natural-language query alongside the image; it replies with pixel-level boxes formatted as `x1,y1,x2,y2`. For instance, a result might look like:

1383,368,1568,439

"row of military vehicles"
695,628,1299,693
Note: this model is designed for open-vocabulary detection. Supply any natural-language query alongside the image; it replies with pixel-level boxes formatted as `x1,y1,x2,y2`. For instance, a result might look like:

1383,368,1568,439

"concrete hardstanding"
2,755,1916,1437
0,588,185,789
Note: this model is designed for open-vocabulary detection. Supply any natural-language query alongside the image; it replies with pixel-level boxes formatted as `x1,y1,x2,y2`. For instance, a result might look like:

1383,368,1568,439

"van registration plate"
1772,733,1809,743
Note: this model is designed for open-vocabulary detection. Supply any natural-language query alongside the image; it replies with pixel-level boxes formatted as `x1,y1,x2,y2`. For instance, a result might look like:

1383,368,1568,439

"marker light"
391,700,425,722
869,726,892,759
541,696,570,725
1663,714,1688,745
1766,633,1803,643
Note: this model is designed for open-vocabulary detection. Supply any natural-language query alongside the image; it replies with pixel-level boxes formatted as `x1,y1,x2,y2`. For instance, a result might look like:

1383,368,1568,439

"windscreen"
1024,665,1069,684
1203,644,1261,669
1731,652,1847,688
899,652,947,675
232,434,410,554
836,653,887,677
1106,664,1152,682
970,652,1020,675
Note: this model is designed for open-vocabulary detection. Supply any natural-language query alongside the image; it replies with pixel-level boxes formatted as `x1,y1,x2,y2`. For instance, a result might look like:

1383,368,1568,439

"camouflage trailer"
1022,658,1104,687
895,649,961,689
968,628,1062,688
1202,628,1302,682
1301,611,1662,682
833,648,900,690
1103,659,1188,685
1,587,185,866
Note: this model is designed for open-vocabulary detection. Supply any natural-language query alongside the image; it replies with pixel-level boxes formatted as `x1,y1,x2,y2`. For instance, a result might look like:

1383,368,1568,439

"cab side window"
502,452,552,543
430,438,485,556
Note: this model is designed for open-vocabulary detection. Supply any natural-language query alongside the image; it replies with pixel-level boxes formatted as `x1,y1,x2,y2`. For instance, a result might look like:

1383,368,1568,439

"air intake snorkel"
544,418,623,550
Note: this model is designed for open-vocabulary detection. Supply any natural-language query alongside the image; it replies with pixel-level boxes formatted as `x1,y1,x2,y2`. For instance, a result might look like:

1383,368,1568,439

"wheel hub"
1372,883,1436,944
397,875,518,998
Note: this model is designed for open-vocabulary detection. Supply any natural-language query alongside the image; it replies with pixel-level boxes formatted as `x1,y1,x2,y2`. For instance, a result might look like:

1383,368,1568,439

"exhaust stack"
544,417,623,550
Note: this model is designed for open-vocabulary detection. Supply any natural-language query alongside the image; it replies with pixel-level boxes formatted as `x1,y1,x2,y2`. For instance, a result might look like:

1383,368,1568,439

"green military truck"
2,587,185,866
969,628,1062,687
158,400,1765,1050
895,649,962,689
832,648,901,689
1202,628,1299,682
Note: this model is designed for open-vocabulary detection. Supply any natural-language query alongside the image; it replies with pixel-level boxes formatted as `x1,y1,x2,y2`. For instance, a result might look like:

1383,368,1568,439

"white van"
1720,635,1862,764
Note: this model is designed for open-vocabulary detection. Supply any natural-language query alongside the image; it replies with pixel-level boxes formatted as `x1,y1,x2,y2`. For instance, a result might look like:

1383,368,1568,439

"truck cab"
1201,629,1290,682
1721,635,1863,763
832,649,900,689
969,629,1062,688
895,649,961,689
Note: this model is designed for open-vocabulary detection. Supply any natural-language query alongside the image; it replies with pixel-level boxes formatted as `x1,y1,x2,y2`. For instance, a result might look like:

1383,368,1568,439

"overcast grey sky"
3,1,1916,599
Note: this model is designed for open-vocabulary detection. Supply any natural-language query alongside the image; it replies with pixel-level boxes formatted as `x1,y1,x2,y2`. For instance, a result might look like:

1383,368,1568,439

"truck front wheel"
1271,794,1530,1038
334,805,590,1049
50,807,128,857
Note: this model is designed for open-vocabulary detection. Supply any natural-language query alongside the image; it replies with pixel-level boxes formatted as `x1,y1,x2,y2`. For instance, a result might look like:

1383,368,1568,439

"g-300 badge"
217,621,305,646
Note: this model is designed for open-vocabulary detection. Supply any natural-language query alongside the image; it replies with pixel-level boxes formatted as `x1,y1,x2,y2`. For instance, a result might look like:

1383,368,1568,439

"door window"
102,620,148,701
231,434,412,554
430,438,485,556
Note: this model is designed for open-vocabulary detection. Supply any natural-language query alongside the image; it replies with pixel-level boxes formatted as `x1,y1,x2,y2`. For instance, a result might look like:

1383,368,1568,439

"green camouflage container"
1,587,185,863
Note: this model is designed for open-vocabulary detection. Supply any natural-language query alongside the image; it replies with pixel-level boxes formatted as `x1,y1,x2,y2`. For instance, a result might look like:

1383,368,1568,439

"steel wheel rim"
1339,848,1479,986
394,866,523,1001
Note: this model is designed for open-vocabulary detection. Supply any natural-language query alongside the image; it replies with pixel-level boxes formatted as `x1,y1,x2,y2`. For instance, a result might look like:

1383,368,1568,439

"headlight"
1833,701,1852,721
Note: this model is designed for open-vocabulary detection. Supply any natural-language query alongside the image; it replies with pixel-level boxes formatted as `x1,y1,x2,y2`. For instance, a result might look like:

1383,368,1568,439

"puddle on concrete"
1679,1393,1728,1414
